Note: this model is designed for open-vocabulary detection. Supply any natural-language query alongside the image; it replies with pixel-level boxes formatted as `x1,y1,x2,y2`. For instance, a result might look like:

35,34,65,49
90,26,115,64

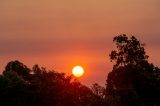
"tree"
106,34,160,106
109,34,148,69
3,60,31,80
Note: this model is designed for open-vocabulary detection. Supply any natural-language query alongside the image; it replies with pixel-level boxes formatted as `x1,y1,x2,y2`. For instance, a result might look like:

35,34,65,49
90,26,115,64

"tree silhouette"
3,60,31,80
110,34,149,69
0,60,103,106
106,34,160,106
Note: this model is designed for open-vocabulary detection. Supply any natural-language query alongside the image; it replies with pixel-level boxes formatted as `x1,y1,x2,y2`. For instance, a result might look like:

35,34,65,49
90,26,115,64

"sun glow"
72,66,84,77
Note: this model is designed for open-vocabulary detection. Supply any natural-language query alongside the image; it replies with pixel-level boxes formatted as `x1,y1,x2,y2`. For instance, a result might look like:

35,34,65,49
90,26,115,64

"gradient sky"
0,0,160,86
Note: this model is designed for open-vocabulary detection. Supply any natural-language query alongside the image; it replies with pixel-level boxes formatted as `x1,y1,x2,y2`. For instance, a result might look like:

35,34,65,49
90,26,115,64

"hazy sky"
0,0,160,86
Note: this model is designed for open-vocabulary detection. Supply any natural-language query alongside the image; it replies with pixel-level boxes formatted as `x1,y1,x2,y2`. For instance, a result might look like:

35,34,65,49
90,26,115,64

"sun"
72,66,84,77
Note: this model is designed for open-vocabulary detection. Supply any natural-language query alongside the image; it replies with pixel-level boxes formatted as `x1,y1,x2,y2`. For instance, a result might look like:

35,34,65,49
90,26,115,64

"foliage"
91,83,105,98
0,60,102,106
106,34,160,106
110,34,149,69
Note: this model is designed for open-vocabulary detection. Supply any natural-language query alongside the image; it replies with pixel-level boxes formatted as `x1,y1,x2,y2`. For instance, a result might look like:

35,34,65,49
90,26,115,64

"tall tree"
106,34,160,106
110,34,149,68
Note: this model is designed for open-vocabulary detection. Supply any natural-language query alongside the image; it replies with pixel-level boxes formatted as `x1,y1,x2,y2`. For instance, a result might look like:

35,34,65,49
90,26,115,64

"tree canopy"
106,34,160,106
0,60,104,106
110,34,149,68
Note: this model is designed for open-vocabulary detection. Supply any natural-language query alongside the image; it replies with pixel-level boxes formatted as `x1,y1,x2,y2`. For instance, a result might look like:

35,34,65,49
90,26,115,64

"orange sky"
0,0,160,86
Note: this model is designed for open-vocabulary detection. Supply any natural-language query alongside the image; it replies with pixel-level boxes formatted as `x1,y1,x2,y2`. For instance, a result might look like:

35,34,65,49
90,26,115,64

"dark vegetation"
0,34,160,106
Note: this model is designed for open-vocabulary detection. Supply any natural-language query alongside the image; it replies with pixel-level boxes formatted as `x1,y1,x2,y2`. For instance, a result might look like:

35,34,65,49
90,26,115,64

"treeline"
0,34,160,106
0,61,105,106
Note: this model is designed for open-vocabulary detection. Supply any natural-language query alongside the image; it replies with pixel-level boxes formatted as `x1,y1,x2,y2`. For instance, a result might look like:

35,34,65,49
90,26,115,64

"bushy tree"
109,34,148,68
106,34,160,106
3,60,31,80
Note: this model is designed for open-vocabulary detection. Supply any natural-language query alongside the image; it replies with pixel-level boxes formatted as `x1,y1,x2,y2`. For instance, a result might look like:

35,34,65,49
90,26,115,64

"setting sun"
72,66,84,77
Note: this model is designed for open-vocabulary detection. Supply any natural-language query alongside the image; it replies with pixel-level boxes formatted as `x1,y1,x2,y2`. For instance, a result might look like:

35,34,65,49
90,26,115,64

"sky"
0,0,160,86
